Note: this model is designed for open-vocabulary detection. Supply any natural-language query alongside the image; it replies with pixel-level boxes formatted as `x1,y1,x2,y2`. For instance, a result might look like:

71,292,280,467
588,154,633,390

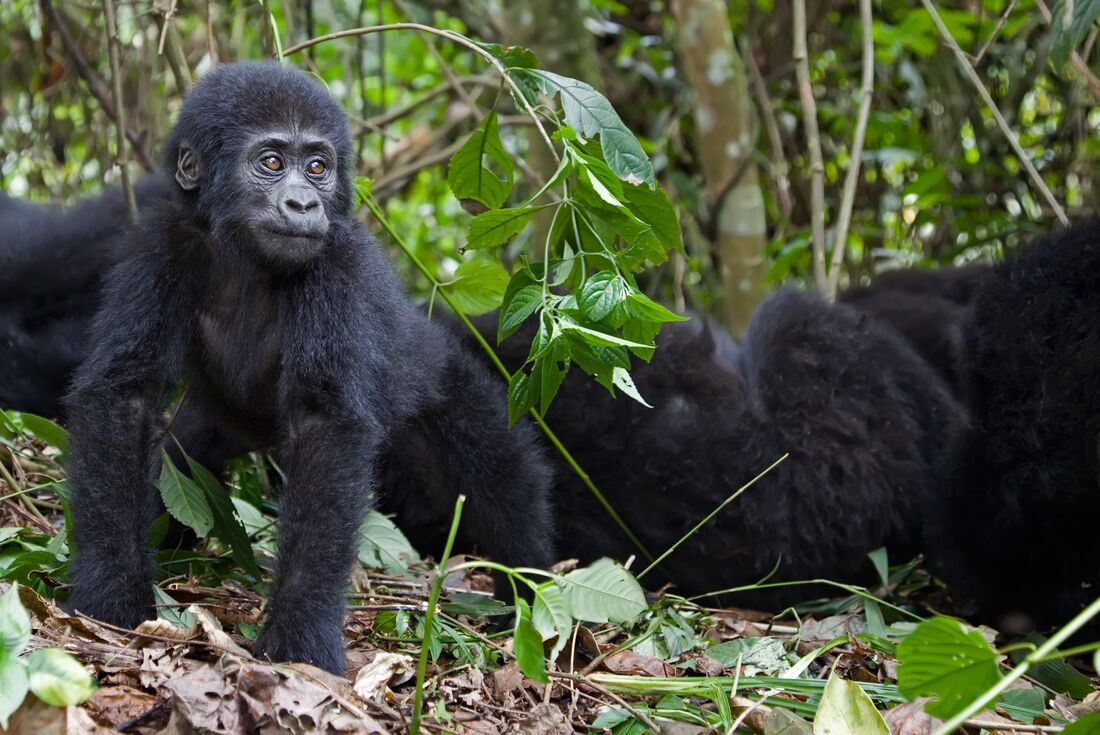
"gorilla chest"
192,282,285,415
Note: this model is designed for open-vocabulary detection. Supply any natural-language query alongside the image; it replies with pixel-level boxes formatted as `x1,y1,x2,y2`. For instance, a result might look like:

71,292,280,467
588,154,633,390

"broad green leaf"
997,687,1046,723
507,370,536,426
623,182,684,253
5,412,69,454
532,581,573,661
183,454,261,578
625,293,689,324
611,367,651,408
441,592,510,617
591,708,632,728
516,69,654,186
896,616,1001,720
358,511,419,575
443,260,509,315
154,587,196,629
476,42,539,70
498,284,543,341
813,672,889,735
156,451,213,537
539,358,567,413
229,497,269,537
0,657,28,729
561,322,653,350
766,708,814,734
25,648,95,706
447,111,514,211
466,206,548,250
556,558,646,624
867,547,889,587
577,271,626,321
0,584,31,659
354,176,374,206
512,598,548,683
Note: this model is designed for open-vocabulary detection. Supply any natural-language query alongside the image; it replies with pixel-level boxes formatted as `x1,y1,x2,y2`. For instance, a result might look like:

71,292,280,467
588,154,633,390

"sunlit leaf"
0,584,31,660
448,111,514,211
556,558,646,624
813,671,890,735
466,206,549,250
25,648,95,706
512,598,548,683
896,616,1001,720
0,658,28,729
443,259,509,315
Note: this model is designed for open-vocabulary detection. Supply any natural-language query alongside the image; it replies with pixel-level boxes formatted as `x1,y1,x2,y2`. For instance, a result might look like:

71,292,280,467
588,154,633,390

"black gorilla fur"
927,221,1100,632
63,63,554,674
840,265,990,396
460,288,965,608
0,181,167,416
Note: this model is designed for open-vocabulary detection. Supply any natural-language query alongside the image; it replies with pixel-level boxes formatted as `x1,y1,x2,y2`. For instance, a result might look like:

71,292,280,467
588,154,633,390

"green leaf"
156,451,213,537
896,617,1001,720
539,358,567,413
0,584,31,660
611,367,651,408
499,284,543,341
623,182,683,253
5,412,69,454
25,648,95,706
867,547,889,587
1063,712,1100,734
556,558,647,624
997,687,1046,723
183,453,261,578
354,176,374,205
578,271,626,321
476,42,539,70
625,293,689,324
154,587,196,629
1051,0,1100,66
466,206,548,250
813,672,890,735
512,598,549,683
517,69,654,186
766,708,814,735
561,322,653,350
0,657,28,729
507,370,536,426
443,260,509,315
358,511,419,575
532,582,573,661
447,110,514,211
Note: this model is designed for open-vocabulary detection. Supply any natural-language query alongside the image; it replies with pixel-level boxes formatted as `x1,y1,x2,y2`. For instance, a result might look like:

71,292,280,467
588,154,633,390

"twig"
921,0,1068,225
155,0,194,92
964,721,1062,733
745,42,793,220
792,0,828,292
102,0,136,221
825,0,874,299
41,0,154,171
204,0,217,64
972,0,1018,66
550,671,662,733
280,23,559,164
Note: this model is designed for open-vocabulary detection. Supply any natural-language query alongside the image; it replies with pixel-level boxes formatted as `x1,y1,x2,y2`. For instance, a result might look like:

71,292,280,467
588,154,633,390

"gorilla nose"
283,191,321,215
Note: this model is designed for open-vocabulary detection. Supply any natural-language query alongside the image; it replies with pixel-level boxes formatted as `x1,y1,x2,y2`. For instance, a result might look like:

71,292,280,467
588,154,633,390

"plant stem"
363,195,654,563
409,494,465,735
102,0,136,221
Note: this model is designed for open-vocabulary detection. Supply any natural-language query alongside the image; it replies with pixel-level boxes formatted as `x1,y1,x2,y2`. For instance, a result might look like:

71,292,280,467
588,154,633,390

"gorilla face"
174,128,337,269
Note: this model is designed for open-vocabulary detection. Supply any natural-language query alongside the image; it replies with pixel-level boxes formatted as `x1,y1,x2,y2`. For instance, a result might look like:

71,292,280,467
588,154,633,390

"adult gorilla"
461,289,965,608
0,181,166,416
928,222,1100,633
840,265,990,397
64,63,554,674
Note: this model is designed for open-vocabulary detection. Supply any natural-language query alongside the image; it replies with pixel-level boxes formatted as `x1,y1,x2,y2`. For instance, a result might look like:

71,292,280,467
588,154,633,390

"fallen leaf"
186,605,249,658
83,685,157,728
516,702,571,735
352,651,415,702
603,651,675,677
882,699,939,735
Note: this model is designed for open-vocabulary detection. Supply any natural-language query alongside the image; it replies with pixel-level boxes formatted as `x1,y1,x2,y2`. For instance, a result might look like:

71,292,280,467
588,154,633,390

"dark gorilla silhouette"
62,63,554,674
0,181,167,416
840,265,990,396
461,288,965,608
927,221,1100,632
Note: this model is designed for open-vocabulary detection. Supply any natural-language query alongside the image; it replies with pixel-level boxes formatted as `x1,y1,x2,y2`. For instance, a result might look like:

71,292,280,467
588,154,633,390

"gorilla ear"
175,145,200,191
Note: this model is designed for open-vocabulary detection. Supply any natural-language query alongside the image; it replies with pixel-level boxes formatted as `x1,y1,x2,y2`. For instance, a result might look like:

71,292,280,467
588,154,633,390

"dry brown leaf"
514,702,571,735
351,651,415,702
164,658,242,734
603,651,675,677
491,662,523,700
882,699,939,735
5,698,114,735
83,685,158,728
730,695,771,733
133,619,199,643
186,605,250,658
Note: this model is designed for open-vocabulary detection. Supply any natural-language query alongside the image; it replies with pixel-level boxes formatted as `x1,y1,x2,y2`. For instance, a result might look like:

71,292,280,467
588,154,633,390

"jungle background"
1,1,1099,734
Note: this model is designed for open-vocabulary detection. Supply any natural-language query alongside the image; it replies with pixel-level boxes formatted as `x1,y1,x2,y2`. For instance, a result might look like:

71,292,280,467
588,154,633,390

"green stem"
409,494,466,735
933,595,1100,735
363,194,654,563
637,454,787,580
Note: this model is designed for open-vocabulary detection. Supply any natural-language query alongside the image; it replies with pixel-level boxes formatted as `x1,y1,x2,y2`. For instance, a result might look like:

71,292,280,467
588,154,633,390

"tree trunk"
671,0,769,334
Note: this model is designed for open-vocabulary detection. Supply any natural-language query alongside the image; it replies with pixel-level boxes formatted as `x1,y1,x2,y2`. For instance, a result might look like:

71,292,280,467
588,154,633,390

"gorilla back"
64,63,554,674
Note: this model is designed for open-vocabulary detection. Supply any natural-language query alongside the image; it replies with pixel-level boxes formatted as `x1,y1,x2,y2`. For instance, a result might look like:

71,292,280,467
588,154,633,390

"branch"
745,41,793,221
281,23,559,165
921,0,1068,225
102,0,136,220
1036,0,1100,104
40,0,154,171
792,0,828,292
825,0,874,299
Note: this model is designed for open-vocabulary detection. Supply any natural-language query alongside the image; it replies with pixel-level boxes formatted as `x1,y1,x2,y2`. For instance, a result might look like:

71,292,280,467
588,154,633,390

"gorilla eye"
260,155,283,172
306,160,327,176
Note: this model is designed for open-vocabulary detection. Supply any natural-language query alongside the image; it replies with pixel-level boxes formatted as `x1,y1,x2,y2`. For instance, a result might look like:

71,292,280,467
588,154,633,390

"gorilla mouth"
262,225,325,240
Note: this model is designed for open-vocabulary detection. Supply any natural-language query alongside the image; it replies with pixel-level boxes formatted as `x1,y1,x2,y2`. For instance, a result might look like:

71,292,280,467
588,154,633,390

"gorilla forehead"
163,62,352,172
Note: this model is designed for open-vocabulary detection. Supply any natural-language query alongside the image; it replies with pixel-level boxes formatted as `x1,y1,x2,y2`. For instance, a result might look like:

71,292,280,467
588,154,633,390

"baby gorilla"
65,63,554,674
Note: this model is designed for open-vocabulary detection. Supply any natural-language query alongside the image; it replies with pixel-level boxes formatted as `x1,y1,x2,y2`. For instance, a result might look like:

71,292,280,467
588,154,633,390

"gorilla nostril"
284,196,320,214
